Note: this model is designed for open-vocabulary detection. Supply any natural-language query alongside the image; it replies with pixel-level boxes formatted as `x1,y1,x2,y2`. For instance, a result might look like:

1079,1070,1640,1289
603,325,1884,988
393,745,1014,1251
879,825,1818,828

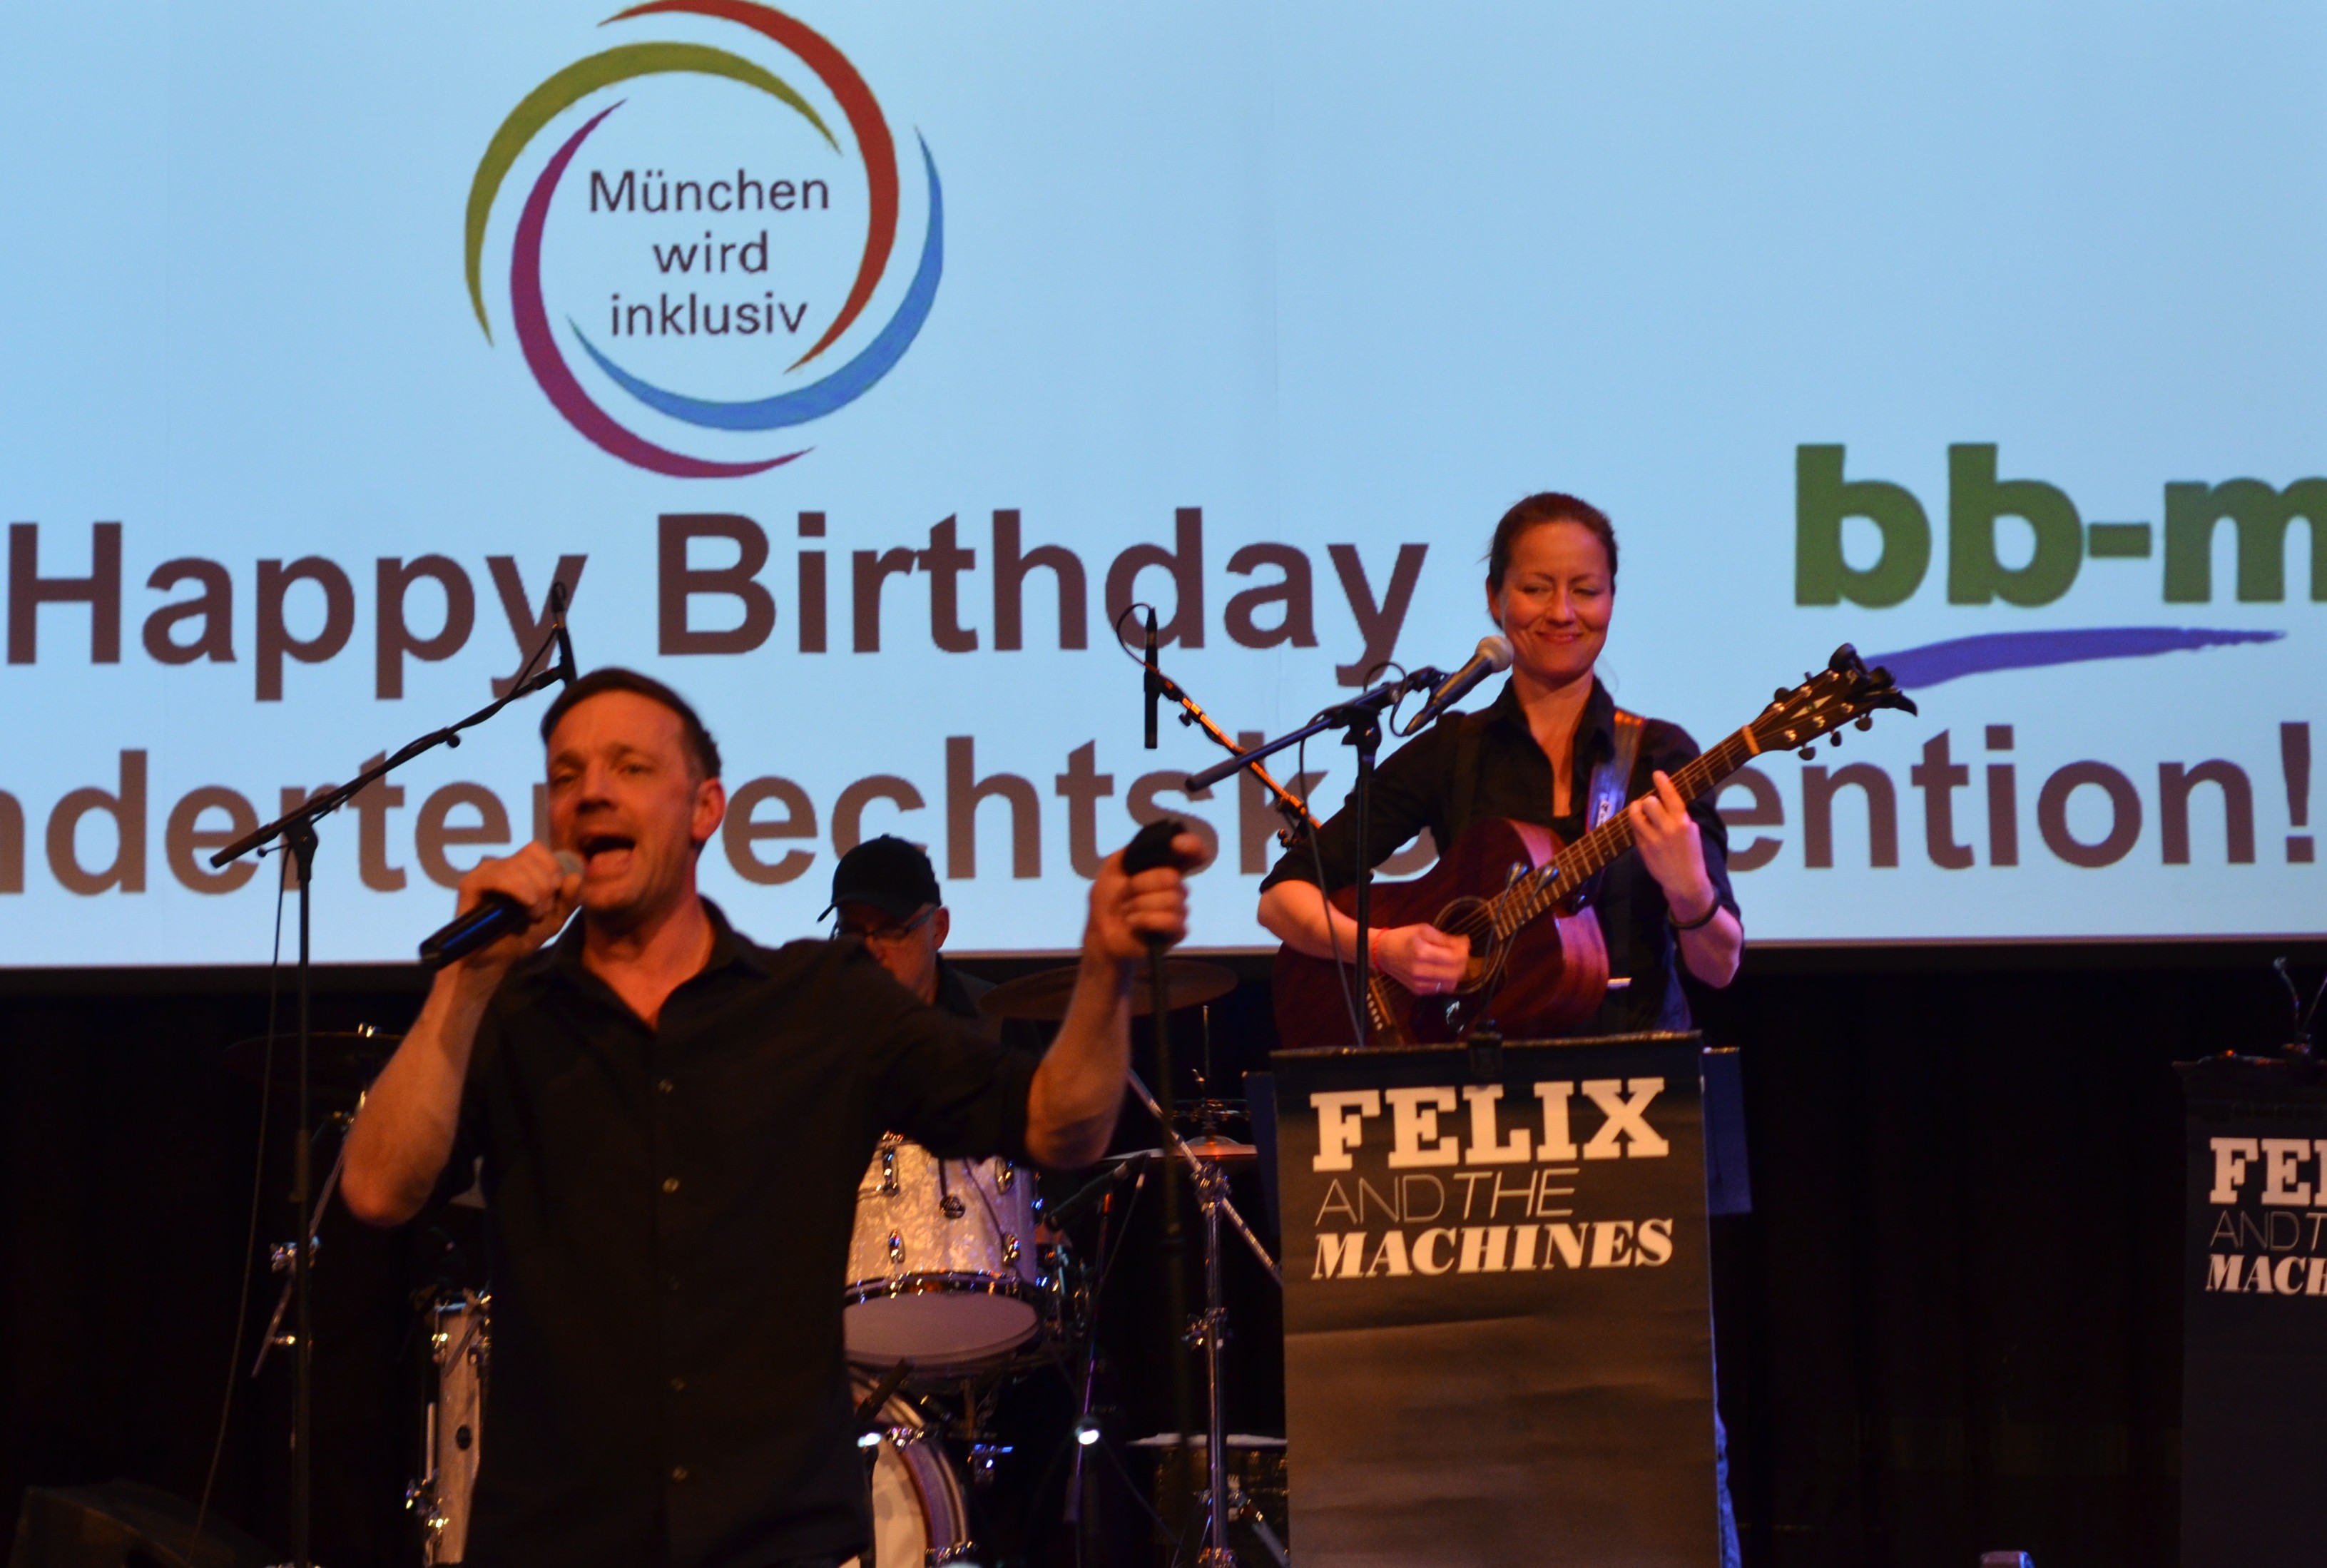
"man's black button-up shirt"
1261,677,1738,1034
455,901,1035,1568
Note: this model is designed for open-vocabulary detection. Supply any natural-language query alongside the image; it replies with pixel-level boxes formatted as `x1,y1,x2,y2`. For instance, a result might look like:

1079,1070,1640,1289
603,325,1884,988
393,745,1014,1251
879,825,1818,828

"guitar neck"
1501,723,1763,931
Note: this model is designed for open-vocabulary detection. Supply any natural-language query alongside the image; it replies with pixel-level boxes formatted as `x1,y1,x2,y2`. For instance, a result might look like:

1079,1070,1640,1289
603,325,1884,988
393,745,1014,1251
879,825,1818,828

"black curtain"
1,948,2313,1567
1689,952,2299,1568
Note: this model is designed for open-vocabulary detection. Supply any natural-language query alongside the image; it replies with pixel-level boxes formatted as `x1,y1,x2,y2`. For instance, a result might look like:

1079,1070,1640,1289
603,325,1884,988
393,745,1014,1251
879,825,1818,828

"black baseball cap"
823,835,942,922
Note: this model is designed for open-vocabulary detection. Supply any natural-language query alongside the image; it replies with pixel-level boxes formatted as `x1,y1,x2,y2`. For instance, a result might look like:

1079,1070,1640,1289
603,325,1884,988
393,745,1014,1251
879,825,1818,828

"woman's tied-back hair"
1487,492,1619,589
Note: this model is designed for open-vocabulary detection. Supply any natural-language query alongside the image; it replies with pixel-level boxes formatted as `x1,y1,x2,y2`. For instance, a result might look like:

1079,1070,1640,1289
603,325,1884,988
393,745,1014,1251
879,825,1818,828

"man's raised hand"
1086,830,1202,964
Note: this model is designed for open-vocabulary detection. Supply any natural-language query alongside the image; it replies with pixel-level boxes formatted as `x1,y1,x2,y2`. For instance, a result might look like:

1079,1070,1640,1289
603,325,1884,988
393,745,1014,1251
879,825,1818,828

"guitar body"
1266,644,1920,1051
1271,817,1610,1049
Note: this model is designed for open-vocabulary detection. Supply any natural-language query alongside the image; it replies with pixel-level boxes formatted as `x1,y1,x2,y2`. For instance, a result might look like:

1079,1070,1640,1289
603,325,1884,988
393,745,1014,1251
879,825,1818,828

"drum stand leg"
1193,1156,1236,1568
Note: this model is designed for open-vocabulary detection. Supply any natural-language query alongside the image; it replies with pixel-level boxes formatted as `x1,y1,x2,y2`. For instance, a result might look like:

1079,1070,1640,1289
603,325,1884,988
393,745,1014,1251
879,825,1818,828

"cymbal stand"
1126,1073,1280,1286
1191,1156,1233,1567
1126,1071,1283,1566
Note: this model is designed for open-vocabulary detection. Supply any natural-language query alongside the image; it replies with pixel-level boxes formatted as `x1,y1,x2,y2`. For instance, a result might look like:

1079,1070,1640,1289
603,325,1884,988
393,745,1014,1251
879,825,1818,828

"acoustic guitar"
1271,644,1916,1048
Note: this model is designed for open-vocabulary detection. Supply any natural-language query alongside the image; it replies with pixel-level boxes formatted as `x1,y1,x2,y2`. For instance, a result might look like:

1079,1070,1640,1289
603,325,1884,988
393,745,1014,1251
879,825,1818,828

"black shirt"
456,902,1036,1568
1260,677,1739,1034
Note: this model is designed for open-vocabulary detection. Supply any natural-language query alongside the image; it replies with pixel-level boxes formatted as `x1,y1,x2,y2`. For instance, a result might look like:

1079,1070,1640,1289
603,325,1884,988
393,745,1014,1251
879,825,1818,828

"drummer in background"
823,835,996,1031
340,668,1198,1568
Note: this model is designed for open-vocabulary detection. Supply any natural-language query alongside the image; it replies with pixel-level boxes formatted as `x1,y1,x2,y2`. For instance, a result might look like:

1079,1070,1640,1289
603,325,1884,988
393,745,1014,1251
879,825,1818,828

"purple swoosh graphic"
1868,627,2284,690
511,106,806,479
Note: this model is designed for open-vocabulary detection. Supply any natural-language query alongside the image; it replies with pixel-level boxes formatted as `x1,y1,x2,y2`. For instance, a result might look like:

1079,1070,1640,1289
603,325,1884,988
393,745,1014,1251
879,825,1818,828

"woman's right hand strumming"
1257,882,1472,996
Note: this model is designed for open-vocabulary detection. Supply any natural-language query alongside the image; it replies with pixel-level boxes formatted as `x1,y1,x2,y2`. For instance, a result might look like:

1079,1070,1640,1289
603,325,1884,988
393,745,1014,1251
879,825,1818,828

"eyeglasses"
835,905,936,945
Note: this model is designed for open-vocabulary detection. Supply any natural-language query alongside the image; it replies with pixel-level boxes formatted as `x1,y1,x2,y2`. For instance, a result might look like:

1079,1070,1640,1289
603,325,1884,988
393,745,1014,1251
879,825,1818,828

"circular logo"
464,1,942,477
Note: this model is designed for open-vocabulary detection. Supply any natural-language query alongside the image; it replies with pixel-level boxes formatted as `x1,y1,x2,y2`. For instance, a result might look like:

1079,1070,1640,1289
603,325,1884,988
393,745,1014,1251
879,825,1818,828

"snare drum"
845,1134,1049,1378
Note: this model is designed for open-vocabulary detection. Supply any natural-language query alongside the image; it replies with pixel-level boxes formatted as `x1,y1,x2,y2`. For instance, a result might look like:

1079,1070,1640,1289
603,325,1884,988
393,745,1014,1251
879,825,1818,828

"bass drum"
850,1369,975,1568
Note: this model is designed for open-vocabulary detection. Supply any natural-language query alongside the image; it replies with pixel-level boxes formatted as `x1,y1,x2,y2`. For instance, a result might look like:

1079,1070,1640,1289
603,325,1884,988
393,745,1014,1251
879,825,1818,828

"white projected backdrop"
0,2,2320,964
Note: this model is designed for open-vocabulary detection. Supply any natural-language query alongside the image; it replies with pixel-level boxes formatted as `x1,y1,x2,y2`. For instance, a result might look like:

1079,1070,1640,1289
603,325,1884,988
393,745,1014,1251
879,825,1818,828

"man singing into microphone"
343,669,1196,1568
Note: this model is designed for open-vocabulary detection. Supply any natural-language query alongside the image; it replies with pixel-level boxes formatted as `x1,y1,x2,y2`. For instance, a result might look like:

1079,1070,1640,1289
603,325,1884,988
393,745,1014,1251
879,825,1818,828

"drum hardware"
1063,1161,1145,1541
847,1373,980,1566
1124,1069,1283,1567
251,1106,356,1380
1129,1435,1290,1568
856,1360,914,1423
410,1290,488,1566
1223,1475,1290,1568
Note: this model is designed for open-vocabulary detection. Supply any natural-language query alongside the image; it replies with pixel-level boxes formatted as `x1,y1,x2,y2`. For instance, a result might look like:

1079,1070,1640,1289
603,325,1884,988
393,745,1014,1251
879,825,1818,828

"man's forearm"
342,972,494,1226
1024,950,1134,1169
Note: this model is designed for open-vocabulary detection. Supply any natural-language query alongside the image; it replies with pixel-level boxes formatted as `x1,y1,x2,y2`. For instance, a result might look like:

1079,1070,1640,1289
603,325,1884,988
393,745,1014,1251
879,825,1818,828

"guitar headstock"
1751,644,1918,758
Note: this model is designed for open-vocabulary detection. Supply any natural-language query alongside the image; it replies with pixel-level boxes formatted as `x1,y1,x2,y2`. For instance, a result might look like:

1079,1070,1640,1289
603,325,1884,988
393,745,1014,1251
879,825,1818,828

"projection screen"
1,1,2320,963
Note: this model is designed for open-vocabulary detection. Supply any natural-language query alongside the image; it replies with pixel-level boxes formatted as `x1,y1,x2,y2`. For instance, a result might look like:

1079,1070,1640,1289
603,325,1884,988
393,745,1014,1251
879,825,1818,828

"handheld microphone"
549,579,579,687
1405,635,1512,731
419,850,584,970
1141,607,1161,750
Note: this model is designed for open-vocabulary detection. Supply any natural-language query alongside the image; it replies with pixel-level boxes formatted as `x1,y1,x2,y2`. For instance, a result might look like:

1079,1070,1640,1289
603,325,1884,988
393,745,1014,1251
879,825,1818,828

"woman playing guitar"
1256,491,1743,1037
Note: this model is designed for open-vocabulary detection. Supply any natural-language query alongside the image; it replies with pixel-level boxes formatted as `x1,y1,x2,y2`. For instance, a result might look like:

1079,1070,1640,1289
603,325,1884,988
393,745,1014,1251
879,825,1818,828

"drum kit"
228,959,1290,1568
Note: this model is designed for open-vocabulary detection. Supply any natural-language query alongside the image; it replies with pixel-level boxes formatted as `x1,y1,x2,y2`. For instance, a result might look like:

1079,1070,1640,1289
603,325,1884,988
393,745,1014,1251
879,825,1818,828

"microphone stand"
206,582,574,1568
1184,670,1440,1048
1141,651,1325,851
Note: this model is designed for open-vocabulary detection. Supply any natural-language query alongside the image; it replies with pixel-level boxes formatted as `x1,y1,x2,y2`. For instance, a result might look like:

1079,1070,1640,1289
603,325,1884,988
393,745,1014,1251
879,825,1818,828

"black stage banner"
2177,1056,2327,1566
1272,1033,1717,1567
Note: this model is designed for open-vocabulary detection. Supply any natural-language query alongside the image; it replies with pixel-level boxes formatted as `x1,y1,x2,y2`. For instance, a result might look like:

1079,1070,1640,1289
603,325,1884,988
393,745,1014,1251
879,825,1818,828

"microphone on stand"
1404,635,1512,731
549,579,579,686
1044,1157,1143,1231
419,850,584,969
1142,607,1162,749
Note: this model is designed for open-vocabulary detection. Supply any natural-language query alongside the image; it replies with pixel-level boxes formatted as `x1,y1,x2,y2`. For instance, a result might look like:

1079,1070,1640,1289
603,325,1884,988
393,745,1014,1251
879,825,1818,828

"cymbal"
1104,1137,1260,1167
978,959,1237,1022
221,1029,399,1108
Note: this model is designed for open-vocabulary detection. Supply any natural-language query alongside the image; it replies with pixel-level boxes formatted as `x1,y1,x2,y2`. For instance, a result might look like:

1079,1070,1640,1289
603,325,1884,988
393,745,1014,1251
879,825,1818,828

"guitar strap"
1586,709,1647,830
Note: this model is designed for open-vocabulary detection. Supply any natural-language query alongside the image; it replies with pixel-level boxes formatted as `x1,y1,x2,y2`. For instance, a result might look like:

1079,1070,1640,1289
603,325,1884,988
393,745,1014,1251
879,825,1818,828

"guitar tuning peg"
1828,732,1843,748
1854,716,1873,730
1798,745,1816,760
1772,687,1791,703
